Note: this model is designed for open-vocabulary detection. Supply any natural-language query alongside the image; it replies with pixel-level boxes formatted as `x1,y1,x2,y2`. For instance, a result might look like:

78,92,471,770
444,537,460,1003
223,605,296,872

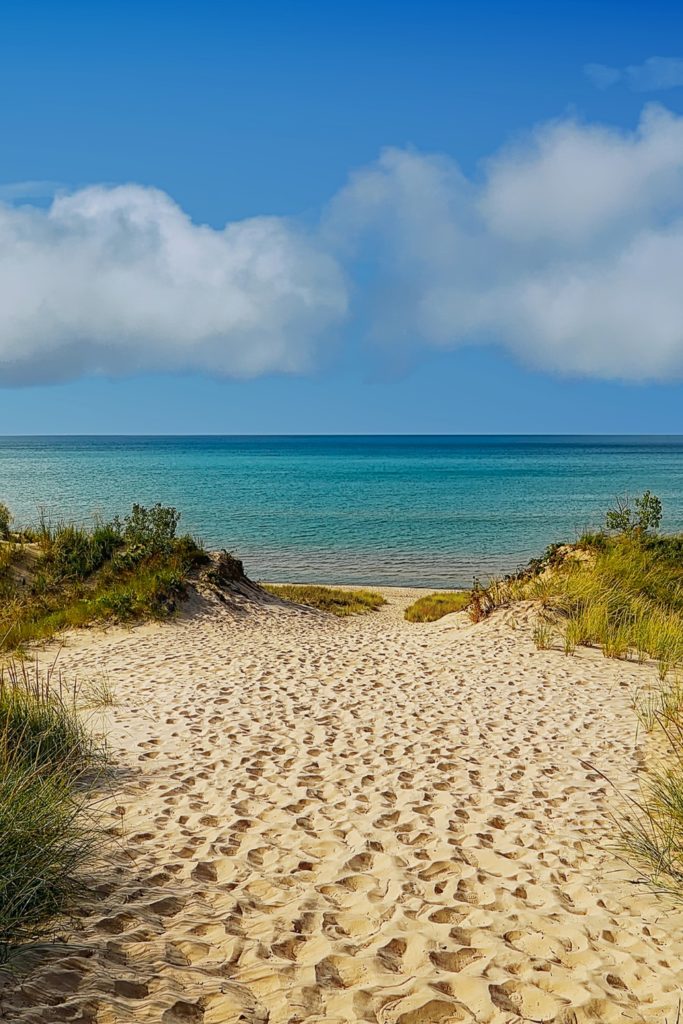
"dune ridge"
2,584,682,1023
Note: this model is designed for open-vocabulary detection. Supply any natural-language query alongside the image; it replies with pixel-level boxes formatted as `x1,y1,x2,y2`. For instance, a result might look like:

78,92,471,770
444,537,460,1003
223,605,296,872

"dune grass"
511,532,683,677
0,662,108,961
0,503,208,655
263,583,386,616
622,717,683,905
477,513,683,903
404,591,470,622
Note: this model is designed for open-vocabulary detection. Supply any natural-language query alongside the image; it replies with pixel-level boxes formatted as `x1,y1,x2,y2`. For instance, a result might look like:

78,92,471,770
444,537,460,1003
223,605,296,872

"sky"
1,0,683,434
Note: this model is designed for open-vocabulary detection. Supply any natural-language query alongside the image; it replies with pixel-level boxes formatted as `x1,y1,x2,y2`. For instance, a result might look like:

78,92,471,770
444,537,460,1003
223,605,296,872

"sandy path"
3,589,683,1023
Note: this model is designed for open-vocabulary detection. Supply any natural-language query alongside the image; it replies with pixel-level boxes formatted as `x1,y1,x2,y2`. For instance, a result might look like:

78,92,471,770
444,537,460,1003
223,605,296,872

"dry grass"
404,591,470,622
263,584,386,616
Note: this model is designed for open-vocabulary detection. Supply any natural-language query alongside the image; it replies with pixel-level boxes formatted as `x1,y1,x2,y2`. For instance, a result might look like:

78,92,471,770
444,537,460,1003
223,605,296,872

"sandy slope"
2,587,683,1023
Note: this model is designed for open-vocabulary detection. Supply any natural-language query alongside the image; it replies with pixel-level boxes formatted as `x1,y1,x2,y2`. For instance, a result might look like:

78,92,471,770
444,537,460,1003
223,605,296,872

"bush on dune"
519,523,683,676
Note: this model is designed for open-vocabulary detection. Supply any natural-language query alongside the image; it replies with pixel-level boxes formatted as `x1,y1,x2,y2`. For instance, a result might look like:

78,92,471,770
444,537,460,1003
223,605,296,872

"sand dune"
2,587,683,1023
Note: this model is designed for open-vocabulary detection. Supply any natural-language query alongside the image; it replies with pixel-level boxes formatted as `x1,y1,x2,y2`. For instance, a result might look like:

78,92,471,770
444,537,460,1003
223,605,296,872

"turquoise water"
1,436,682,588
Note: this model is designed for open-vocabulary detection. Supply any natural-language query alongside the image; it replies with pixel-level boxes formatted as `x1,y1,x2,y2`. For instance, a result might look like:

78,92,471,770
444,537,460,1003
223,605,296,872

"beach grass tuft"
263,583,386,616
0,662,108,961
517,532,683,674
404,591,470,622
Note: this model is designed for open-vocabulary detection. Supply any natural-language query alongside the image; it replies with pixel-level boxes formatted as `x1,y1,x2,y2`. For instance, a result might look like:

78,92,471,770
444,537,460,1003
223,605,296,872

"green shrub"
44,520,123,581
605,490,663,534
120,503,181,555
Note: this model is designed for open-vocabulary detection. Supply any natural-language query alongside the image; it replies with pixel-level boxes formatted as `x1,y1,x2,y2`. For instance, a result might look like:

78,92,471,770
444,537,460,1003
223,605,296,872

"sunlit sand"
5,585,683,1023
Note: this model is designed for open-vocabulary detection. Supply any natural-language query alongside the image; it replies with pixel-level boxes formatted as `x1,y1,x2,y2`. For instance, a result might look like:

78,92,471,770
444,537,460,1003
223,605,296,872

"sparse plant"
620,710,683,905
467,576,505,623
605,495,633,533
605,490,663,535
533,621,553,650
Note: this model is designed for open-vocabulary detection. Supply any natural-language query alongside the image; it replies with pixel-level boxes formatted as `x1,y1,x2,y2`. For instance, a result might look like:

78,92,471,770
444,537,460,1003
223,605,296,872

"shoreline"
262,581,457,596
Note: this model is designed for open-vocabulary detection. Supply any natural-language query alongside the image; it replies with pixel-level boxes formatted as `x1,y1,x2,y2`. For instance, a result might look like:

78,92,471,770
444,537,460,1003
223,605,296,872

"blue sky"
1,0,683,433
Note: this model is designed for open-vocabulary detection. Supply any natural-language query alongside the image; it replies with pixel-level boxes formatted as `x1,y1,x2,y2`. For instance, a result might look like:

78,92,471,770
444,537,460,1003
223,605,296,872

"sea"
1,435,682,589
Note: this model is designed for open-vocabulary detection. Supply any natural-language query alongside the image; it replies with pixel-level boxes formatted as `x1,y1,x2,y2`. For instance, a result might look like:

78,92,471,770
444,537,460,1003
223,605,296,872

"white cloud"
326,105,683,381
480,105,683,244
583,63,622,90
4,103,683,386
627,56,683,91
584,56,683,92
0,185,347,385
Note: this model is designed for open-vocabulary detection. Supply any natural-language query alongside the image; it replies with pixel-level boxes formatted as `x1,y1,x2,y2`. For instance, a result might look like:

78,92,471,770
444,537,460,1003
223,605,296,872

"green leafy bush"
120,503,181,555
605,490,663,534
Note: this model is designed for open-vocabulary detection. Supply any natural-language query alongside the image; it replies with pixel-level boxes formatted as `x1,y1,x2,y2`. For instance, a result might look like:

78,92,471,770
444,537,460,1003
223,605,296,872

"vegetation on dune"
508,496,683,677
0,499,212,961
404,591,470,622
0,662,108,962
263,583,386,616
0,501,208,654
468,491,683,902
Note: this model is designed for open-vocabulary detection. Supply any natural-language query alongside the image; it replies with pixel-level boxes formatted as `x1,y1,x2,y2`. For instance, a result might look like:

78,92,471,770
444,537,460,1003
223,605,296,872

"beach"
3,583,683,1023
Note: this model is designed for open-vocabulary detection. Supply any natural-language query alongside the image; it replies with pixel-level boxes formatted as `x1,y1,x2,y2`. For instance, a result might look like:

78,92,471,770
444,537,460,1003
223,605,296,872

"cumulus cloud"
4,102,683,386
326,105,683,380
0,185,347,385
584,56,683,92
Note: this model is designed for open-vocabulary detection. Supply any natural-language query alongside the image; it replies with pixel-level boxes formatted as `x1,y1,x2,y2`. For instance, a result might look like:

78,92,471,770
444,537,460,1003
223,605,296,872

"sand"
2,585,683,1023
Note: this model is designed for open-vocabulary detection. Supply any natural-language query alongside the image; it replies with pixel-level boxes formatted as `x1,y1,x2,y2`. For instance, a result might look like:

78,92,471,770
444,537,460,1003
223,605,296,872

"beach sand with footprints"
3,584,683,1023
